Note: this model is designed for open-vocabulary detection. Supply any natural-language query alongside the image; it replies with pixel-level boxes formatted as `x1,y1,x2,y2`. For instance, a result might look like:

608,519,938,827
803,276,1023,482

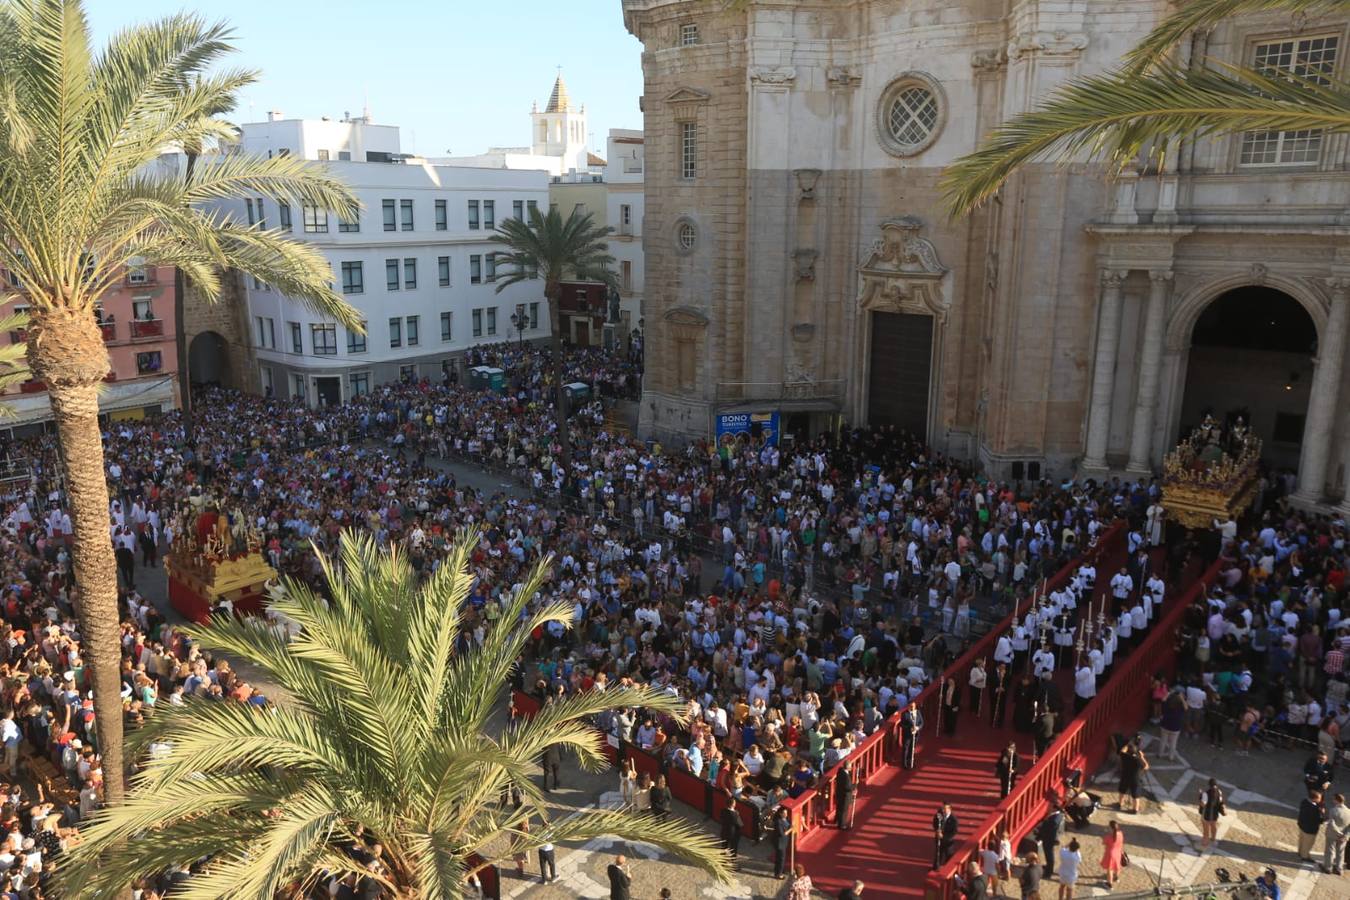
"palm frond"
1128,0,1350,70
941,61,1350,215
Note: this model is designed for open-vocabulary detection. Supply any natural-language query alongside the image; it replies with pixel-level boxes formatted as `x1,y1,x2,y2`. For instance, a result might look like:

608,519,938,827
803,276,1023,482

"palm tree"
493,205,617,469
0,0,362,805
57,531,731,898
941,0,1350,215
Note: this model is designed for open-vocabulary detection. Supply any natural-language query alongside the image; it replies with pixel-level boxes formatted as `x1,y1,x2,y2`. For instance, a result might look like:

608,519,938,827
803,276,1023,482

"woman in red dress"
1100,820,1126,888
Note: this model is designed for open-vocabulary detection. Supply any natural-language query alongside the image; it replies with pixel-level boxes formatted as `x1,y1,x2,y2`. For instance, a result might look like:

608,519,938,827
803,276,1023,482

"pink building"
1,262,180,436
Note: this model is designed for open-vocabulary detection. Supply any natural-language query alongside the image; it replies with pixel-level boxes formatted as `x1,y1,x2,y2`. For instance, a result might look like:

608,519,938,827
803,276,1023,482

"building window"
348,372,370,397
438,256,451,286
878,72,946,157
679,121,697,179
1240,36,1339,166
528,261,539,280
317,149,330,161
485,253,497,283
513,200,524,221
483,200,495,230
386,258,400,291
341,261,364,294
468,200,480,230
255,198,266,228
256,316,275,349
289,321,303,354
621,204,632,227
486,307,497,335
338,150,351,161
389,317,402,348
676,221,696,252
382,199,397,231
311,323,337,355
278,201,292,230
404,257,417,289
135,351,162,375
527,200,538,218
292,373,306,400
529,302,539,329
338,213,360,233
133,298,154,320
245,198,255,225
470,255,482,284
435,199,447,230
440,311,453,341
260,365,274,395
406,314,420,346
621,260,632,291
347,324,367,354
302,203,328,233
400,364,416,382
400,199,414,231
472,308,482,337
679,23,700,46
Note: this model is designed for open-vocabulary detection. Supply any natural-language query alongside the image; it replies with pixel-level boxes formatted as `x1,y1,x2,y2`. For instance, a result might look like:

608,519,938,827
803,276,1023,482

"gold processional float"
164,507,278,623
1162,414,1261,530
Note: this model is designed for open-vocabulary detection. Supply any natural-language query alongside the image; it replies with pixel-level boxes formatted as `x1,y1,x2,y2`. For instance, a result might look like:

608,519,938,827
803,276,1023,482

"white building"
214,116,550,406
604,129,645,331
437,73,603,177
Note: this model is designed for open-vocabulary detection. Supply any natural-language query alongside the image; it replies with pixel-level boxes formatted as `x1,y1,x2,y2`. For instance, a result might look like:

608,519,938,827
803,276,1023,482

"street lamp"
509,306,526,350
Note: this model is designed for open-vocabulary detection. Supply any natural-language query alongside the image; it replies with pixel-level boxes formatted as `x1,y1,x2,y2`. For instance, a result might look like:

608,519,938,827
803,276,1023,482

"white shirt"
1075,666,1096,699
995,635,1014,664
1111,573,1134,599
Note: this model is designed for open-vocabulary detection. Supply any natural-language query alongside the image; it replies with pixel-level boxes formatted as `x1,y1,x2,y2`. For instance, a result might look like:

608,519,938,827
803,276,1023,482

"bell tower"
531,70,589,172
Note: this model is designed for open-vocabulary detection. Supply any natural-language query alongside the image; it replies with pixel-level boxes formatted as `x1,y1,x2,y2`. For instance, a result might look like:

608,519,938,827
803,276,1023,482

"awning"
3,375,176,426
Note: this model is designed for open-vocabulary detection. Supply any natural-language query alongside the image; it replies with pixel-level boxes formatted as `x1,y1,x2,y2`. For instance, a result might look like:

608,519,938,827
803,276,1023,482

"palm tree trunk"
174,150,199,419
29,308,125,807
547,287,570,471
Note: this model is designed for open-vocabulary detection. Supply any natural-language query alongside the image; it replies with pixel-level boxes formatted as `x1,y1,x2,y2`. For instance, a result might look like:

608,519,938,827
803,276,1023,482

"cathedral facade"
622,0,1350,507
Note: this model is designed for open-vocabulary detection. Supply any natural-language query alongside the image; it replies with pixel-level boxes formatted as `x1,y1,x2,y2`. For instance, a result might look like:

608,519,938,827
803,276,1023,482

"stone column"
1082,269,1128,470
1299,278,1350,503
1126,270,1173,475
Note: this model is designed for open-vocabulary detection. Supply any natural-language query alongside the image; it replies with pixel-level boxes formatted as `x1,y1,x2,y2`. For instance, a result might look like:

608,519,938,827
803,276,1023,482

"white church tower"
531,71,589,174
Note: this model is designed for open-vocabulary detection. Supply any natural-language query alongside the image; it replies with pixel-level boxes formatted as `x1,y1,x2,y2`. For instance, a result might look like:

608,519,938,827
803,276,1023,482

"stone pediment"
663,305,710,340
665,87,711,104
857,216,951,320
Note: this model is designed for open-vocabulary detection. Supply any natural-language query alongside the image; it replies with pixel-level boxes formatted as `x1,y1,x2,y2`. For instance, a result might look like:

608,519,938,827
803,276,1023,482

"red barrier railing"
783,522,1127,850
921,555,1222,899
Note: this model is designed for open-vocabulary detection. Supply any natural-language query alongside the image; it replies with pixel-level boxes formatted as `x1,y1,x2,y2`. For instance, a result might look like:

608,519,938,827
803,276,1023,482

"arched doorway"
1179,286,1316,473
188,331,230,388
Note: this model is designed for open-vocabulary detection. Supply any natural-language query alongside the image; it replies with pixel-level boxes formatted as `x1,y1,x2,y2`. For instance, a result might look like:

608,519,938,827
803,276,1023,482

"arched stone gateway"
1178,287,1315,474
187,331,230,388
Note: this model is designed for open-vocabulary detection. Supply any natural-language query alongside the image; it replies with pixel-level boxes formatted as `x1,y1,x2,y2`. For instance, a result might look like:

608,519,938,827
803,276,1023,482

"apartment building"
211,114,550,406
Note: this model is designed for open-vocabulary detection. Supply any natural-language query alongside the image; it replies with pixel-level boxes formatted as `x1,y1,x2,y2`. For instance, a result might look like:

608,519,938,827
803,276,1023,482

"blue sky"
87,0,646,157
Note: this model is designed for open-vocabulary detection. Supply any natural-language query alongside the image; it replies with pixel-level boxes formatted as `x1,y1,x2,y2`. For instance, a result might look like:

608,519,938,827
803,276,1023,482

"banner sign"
716,411,780,447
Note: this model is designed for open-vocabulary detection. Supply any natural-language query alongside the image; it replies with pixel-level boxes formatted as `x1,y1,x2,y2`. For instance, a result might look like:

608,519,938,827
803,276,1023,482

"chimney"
267,109,283,122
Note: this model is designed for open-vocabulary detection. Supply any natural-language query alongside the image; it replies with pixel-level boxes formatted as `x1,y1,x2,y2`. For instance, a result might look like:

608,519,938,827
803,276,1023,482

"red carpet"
798,546,1158,896
798,699,1032,895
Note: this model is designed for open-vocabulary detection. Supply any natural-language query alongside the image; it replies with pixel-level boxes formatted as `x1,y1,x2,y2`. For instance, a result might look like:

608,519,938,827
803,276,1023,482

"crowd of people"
0,339,1336,897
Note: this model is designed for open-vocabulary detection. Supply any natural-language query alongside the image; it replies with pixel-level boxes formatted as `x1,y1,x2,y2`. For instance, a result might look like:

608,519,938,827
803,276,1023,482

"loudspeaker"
1011,461,1025,481
1028,461,1042,481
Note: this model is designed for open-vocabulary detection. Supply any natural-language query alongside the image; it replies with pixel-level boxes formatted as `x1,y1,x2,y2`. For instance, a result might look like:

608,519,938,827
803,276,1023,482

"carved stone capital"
1149,269,1174,285
1101,269,1129,288
750,66,796,87
970,48,1008,72
826,65,862,89
1326,276,1350,296
1008,30,1089,61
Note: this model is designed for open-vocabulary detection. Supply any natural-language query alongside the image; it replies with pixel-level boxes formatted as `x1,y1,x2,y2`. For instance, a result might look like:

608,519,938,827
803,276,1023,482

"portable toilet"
483,367,506,392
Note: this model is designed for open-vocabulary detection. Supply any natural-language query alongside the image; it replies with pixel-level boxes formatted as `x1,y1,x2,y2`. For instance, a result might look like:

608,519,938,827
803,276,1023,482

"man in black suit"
1037,803,1065,877
901,701,924,770
836,761,857,830
720,795,743,857
541,745,561,792
932,803,959,869
607,855,631,900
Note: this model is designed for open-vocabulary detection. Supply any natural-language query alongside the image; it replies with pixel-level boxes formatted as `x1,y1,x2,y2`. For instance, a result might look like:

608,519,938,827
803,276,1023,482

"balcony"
7,328,26,344
99,321,116,342
19,380,44,394
130,318,164,340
